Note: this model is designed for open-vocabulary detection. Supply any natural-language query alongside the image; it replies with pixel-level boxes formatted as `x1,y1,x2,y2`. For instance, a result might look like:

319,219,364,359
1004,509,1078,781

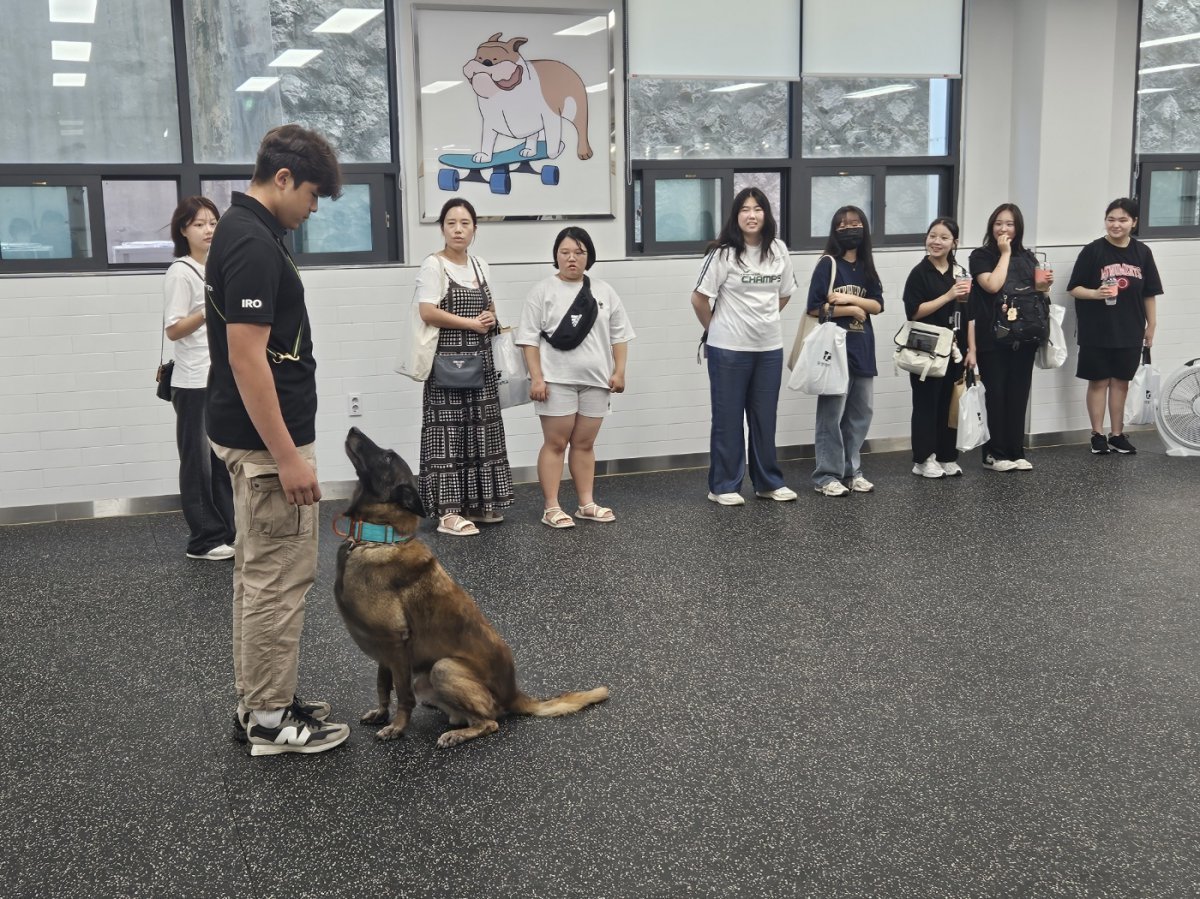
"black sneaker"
1090,433,1110,455
245,699,349,757
1108,433,1137,454
234,695,333,744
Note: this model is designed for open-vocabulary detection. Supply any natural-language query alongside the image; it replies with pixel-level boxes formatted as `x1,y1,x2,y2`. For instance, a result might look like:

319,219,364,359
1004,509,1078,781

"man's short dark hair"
251,124,343,200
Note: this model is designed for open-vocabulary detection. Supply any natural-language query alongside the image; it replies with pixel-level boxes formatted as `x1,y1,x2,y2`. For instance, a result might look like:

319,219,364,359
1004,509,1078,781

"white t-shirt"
515,275,635,388
163,258,210,389
694,239,796,352
414,254,492,305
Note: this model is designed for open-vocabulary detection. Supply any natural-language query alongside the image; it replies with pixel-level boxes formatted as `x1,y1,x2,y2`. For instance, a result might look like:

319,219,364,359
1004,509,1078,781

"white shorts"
533,383,611,418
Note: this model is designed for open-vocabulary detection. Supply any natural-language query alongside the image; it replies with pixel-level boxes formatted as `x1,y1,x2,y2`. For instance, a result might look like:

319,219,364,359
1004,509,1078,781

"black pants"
976,344,1036,462
910,358,962,463
172,386,235,555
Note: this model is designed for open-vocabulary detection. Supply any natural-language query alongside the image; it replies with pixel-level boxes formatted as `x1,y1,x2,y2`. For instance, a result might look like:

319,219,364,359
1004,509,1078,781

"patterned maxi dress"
418,259,514,517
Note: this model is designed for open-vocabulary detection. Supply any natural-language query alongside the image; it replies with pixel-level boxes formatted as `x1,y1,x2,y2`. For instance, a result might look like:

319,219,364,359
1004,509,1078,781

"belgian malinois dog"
336,427,609,748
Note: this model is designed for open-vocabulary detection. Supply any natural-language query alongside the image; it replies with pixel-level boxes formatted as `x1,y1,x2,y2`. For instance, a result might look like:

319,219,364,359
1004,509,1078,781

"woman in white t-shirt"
163,195,234,560
690,187,798,506
517,227,635,528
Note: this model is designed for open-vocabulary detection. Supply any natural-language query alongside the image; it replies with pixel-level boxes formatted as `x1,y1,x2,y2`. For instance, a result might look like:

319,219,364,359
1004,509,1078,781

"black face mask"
836,227,864,250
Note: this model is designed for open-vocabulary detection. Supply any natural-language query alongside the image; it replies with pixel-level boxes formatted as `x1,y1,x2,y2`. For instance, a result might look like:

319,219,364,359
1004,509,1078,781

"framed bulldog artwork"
413,5,616,220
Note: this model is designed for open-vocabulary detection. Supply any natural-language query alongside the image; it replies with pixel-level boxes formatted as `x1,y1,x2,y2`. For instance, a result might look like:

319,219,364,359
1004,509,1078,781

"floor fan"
1156,357,1200,457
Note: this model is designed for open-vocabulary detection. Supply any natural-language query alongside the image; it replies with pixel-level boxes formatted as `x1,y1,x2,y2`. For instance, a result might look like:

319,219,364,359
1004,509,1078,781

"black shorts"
1076,345,1141,381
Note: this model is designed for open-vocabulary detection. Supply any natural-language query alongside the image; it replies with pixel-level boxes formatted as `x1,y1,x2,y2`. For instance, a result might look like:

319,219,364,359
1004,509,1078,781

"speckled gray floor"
2,436,1198,898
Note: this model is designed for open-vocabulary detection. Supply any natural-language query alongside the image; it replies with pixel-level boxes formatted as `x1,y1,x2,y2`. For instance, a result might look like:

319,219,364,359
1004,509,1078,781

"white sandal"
437,514,479,536
540,507,575,529
575,502,615,523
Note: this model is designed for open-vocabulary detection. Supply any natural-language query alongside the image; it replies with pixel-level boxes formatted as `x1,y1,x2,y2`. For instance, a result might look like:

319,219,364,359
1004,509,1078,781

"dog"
462,33,592,164
335,427,609,748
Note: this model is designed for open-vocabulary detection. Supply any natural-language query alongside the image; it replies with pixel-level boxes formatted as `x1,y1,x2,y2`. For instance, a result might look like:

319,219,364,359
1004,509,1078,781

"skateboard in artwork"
437,140,560,195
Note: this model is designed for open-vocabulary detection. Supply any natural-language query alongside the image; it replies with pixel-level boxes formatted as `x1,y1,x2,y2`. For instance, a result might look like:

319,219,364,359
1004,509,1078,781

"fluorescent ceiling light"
1137,87,1175,94
585,83,607,94
1138,63,1200,74
421,80,461,94
709,82,767,93
1141,31,1200,48
555,16,607,36
53,73,87,87
312,8,383,34
52,40,92,62
235,77,280,92
269,49,323,68
842,83,918,99
49,0,96,23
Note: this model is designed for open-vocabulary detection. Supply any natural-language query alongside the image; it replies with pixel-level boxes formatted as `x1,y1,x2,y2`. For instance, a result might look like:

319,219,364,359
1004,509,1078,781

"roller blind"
803,0,963,77
627,0,801,80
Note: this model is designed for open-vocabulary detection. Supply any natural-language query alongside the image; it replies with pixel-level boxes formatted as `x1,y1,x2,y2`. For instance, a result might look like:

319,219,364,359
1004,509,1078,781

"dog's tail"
511,686,609,717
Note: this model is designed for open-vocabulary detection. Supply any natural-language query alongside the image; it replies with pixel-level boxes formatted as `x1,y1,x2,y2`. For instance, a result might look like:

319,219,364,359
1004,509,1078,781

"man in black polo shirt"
206,124,348,756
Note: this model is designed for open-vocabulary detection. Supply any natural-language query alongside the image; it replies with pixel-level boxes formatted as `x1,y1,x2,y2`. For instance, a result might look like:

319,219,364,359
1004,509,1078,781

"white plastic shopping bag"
787,321,848,395
1035,303,1068,369
491,327,532,409
1124,348,1160,426
956,367,990,451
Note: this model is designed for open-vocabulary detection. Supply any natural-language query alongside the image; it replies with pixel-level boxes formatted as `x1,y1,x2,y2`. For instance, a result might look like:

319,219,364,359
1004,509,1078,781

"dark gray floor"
2,436,1198,898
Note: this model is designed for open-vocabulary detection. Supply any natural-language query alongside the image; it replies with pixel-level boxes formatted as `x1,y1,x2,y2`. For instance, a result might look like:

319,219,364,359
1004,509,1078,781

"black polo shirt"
205,192,317,450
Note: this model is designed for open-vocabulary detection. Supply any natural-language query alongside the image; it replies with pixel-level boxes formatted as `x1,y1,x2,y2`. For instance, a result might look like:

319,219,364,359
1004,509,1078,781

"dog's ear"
394,483,427,519
487,32,502,42
510,37,528,53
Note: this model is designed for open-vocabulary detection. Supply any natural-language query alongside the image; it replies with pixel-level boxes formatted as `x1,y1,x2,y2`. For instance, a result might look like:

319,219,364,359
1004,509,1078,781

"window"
629,76,958,254
1134,1,1200,236
0,0,401,273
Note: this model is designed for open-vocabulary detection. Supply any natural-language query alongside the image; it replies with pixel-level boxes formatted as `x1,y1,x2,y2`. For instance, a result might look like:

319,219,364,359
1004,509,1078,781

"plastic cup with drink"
954,267,971,302
1101,276,1118,306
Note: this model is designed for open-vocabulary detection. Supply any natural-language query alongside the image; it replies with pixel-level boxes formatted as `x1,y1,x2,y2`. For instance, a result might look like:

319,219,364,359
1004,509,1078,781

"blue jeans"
706,346,785,495
172,386,235,555
812,374,874,486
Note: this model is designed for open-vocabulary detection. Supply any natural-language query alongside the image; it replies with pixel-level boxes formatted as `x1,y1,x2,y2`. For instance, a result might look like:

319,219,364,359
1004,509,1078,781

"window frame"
0,0,403,275
1134,156,1200,239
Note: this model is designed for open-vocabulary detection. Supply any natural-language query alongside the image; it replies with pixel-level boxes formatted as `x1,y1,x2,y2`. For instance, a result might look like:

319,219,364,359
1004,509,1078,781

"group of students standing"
690,189,1162,502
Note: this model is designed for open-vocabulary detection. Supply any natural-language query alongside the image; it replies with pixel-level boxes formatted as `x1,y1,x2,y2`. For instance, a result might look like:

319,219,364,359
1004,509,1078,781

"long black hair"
926,216,960,270
709,187,777,266
982,203,1026,254
169,195,220,258
821,205,879,289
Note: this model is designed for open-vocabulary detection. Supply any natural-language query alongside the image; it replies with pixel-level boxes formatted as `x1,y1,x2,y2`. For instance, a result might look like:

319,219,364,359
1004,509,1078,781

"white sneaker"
982,456,1017,472
814,481,850,497
849,476,875,493
187,543,235,561
755,486,798,501
940,461,963,477
707,492,745,506
912,455,945,479
1012,458,1033,471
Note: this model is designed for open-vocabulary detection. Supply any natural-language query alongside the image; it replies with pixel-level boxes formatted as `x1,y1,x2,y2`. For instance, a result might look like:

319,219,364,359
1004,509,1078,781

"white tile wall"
1,240,1196,510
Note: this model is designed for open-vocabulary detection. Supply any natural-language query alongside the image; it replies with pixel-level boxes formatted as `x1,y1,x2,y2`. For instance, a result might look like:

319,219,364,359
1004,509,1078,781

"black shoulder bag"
542,276,598,351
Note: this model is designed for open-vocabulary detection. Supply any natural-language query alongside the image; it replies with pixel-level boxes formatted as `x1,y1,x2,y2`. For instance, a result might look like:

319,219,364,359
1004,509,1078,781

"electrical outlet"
348,393,362,417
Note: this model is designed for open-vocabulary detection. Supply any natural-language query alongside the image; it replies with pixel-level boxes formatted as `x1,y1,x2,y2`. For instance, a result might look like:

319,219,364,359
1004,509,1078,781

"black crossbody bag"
541,276,598,351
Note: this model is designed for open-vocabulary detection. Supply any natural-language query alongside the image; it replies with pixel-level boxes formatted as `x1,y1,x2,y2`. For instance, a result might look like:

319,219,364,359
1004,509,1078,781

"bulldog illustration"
463,33,593,164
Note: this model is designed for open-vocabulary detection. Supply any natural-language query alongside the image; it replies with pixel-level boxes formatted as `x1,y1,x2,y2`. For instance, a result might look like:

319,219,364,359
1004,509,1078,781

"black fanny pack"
541,276,598,351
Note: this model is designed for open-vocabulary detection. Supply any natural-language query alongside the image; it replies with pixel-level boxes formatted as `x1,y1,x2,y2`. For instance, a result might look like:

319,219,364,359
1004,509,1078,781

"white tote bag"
1035,303,1068,370
1124,348,1160,426
395,256,445,382
491,327,532,409
956,368,990,451
787,321,849,395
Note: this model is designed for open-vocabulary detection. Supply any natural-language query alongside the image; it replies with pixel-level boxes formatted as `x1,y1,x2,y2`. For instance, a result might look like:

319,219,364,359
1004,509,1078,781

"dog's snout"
481,59,493,66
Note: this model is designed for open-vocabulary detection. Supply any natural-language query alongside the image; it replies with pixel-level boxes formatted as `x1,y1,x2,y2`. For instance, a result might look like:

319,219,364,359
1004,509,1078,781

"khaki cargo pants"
212,441,318,712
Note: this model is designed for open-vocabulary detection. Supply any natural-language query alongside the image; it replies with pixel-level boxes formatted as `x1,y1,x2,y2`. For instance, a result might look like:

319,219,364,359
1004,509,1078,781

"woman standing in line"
164,195,235,560
965,203,1050,472
690,187,798,506
902,217,971,478
517,226,635,528
807,205,883,497
415,197,513,536
1066,198,1161,455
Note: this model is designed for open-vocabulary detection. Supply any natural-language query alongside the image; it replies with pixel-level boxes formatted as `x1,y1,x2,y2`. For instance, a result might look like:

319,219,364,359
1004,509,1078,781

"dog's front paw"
360,707,390,725
519,147,537,158
376,721,407,741
472,153,492,164
437,730,467,749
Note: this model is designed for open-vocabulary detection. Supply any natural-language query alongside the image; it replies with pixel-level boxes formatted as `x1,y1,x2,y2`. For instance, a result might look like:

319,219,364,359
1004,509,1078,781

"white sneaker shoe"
755,486,798,501
707,492,746,506
849,476,875,493
187,543,235,561
982,456,1017,472
1012,458,1033,471
814,481,850,497
912,455,945,479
